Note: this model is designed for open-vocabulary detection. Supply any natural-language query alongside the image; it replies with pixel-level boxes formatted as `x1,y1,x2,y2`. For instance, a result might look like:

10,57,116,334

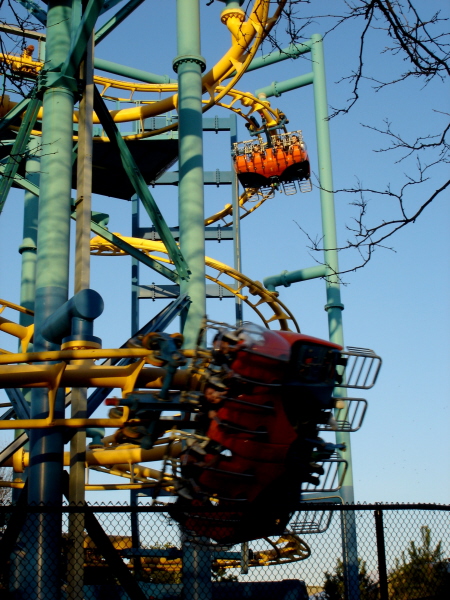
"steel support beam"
0,164,39,195
138,225,234,242
229,113,243,326
174,0,206,348
13,134,40,502
255,72,314,100
62,0,103,79
247,41,312,73
0,97,31,134
94,56,176,84
311,33,359,600
11,0,47,26
264,265,328,291
138,283,234,299
155,170,233,185
92,86,190,280
4,388,30,420
0,97,41,214
25,1,75,596
66,31,95,599
87,217,180,282
94,0,146,45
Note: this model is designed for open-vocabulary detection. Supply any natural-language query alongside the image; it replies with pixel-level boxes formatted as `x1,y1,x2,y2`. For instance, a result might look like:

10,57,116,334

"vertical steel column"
174,0,206,348
174,5,211,596
230,113,243,326
25,0,75,597
11,137,40,504
181,533,212,600
310,33,359,600
19,137,40,326
67,31,94,600
375,508,389,600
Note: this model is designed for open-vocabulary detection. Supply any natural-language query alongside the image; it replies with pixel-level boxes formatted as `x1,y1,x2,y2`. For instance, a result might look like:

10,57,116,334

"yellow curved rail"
204,187,274,227
0,58,282,137
90,234,299,332
0,0,286,128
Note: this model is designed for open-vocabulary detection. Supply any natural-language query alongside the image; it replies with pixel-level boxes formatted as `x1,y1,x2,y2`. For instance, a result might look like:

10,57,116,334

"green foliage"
324,558,377,600
389,526,450,600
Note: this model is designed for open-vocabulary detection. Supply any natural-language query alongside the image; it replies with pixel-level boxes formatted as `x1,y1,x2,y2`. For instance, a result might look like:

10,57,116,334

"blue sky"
0,1,449,504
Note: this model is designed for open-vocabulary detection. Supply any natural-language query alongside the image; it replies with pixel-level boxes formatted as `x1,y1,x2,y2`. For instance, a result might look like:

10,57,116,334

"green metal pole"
247,41,312,72
19,136,40,325
263,264,328,292
25,0,75,597
11,136,40,505
175,2,211,597
174,0,207,349
94,0,146,45
255,72,314,99
0,95,41,214
230,113,243,326
94,57,176,84
311,30,353,494
311,33,359,599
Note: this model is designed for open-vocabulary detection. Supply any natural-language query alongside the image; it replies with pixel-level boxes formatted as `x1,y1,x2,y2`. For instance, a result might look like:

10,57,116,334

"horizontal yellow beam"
0,346,154,365
0,298,34,316
0,361,198,392
10,441,183,471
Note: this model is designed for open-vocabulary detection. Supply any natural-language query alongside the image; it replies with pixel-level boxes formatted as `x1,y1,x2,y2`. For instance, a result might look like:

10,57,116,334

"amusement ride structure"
0,1,382,598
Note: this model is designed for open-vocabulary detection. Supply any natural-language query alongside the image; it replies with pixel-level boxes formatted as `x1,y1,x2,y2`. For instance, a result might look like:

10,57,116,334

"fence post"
374,508,389,600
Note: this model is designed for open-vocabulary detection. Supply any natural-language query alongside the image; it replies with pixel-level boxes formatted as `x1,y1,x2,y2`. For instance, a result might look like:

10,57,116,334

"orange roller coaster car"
233,131,311,195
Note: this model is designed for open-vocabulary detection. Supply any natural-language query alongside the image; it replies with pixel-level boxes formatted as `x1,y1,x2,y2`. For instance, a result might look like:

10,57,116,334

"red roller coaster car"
173,323,347,544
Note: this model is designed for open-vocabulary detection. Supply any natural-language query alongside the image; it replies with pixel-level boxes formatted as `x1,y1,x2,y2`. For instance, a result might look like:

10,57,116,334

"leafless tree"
1,1,449,272
0,0,43,98
275,1,450,273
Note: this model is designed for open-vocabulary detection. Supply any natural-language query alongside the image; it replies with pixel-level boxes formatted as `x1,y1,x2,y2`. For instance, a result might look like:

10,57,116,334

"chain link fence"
0,502,448,599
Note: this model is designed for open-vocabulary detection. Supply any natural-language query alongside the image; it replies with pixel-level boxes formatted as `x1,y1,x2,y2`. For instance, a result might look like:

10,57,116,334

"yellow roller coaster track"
0,0,287,135
0,55,282,136
89,234,299,332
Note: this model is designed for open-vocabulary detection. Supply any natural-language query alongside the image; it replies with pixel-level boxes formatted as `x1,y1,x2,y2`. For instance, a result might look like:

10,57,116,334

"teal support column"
11,136,40,504
19,136,40,326
311,33,359,599
30,0,74,498
230,113,243,326
174,0,206,348
181,533,212,600
24,0,76,597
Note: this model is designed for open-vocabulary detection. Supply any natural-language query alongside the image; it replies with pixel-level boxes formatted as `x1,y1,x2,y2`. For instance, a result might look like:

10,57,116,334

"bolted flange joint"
324,302,345,312
37,67,81,97
173,54,207,74
272,81,281,98
280,270,291,288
